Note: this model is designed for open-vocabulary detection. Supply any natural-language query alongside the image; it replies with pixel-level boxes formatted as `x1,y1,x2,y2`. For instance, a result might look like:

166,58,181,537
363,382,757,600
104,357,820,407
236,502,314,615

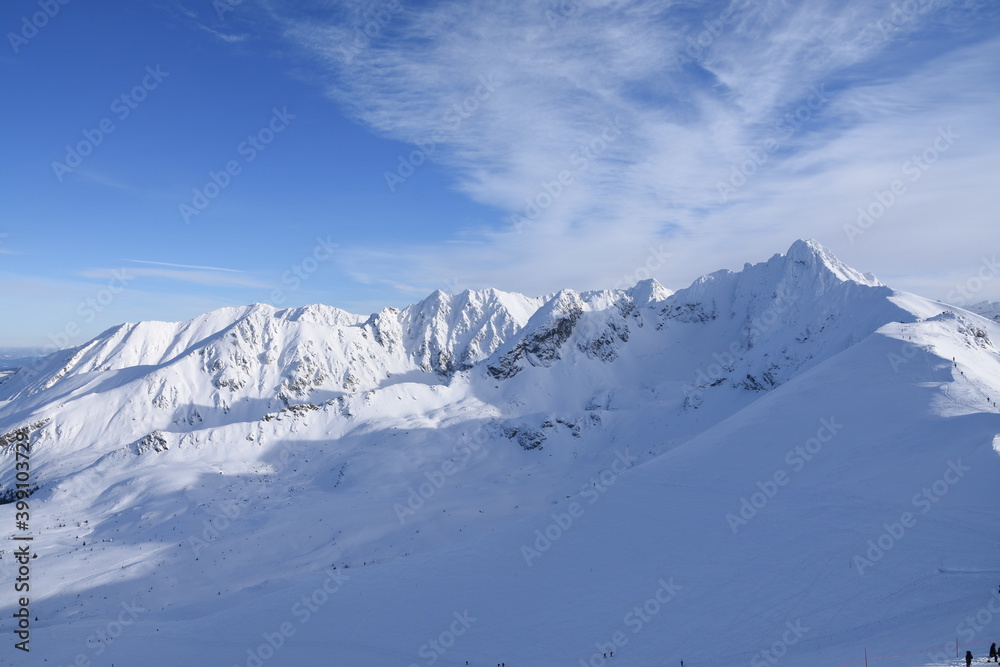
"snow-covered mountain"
968,300,1000,323
1,239,998,667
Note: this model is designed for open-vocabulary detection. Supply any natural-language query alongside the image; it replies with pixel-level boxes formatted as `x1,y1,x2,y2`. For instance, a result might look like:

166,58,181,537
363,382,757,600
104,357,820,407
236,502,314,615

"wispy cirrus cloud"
123,259,247,272
263,0,999,299
79,260,270,289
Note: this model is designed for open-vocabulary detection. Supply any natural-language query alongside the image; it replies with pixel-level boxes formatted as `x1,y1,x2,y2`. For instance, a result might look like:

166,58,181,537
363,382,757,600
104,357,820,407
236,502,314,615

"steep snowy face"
1,289,546,407
655,239,904,402
0,304,368,398
661,239,884,324
0,289,553,453
783,238,884,288
0,239,909,430
391,288,546,374
628,278,673,304
472,240,908,411
485,289,641,379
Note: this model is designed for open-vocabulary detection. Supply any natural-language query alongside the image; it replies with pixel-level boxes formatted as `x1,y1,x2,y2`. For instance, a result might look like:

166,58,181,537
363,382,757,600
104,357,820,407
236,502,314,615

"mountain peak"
629,278,673,304
783,239,883,287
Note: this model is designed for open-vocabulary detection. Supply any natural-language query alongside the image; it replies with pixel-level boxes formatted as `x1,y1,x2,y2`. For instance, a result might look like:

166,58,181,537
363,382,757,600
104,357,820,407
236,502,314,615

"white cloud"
123,259,246,273
79,264,270,289
268,0,1000,301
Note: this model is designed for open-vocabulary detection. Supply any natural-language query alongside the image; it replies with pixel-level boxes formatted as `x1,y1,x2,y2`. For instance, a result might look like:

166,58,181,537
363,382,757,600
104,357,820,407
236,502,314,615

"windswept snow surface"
1,240,999,666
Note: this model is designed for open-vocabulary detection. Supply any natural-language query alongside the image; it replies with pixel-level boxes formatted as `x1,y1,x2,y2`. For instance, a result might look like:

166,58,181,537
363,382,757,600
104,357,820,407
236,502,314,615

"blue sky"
1,0,998,350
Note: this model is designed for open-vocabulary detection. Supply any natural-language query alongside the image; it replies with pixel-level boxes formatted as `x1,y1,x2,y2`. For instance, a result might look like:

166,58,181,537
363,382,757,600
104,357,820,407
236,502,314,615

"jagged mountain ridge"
2,240,1000,666
0,240,938,447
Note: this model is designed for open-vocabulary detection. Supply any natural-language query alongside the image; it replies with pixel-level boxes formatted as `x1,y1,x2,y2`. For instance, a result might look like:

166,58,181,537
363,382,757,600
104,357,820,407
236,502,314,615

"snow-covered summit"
2,239,1000,666
384,287,545,374
0,240,914,415
628,278,673,304
785,238,884,287
663,239,884,322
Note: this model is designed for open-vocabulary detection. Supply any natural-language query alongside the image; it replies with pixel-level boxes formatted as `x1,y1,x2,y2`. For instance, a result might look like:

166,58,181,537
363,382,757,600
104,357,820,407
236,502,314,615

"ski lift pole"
864,648,868,667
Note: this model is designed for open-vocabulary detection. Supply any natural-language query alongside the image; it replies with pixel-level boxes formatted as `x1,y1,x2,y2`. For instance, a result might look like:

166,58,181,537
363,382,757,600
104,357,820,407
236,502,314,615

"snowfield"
1,240,998,666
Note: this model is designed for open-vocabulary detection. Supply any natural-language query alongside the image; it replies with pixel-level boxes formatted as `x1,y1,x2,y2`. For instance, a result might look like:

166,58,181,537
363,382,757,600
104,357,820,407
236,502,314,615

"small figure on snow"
989,642,996,661
966,649,973,667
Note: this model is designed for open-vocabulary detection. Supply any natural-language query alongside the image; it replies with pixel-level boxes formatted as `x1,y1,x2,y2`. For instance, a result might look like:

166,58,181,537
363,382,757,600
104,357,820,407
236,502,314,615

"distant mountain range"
2,239,998,666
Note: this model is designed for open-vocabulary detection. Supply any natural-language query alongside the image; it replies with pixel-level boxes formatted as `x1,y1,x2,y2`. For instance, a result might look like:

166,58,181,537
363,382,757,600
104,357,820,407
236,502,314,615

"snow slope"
1,240,999,667
967,301,1000,323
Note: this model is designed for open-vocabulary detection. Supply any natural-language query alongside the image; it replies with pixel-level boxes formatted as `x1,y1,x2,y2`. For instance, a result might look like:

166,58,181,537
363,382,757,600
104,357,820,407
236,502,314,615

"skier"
989,642,996,660
966,649,973,667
